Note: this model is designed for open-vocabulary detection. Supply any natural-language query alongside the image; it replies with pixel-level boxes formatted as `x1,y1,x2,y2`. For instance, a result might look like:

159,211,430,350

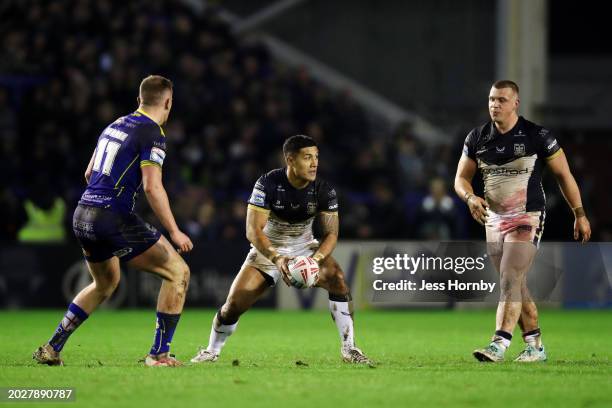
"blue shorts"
72,204,161,263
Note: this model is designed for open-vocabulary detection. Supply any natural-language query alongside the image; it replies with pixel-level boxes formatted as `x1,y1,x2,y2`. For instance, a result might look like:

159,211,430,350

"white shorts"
485,210,545,247
241,239,320,285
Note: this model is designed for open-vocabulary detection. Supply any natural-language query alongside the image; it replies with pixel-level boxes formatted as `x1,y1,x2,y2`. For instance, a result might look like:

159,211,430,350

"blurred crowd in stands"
0,0,605,243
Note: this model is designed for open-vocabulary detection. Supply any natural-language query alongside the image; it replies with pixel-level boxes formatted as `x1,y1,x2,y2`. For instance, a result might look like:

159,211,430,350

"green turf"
1,309,611,407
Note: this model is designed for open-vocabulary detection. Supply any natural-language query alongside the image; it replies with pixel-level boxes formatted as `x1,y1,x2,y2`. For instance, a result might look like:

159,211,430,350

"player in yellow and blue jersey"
33,75,193,367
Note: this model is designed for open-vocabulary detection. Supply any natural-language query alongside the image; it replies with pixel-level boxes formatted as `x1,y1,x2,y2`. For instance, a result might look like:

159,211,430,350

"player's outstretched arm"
245,205,292,285
455,154,488,225
142,165,193,253
546,150,591,243
312,211,339,263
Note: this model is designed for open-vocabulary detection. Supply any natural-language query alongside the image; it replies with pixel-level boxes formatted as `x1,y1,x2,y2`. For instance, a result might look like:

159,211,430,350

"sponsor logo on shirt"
250,189,266,206
113,247,133,258
481,167,529,176
496,146,505,153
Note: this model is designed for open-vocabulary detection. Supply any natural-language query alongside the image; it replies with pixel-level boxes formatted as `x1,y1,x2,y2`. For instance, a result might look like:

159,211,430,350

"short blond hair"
139,75,173,106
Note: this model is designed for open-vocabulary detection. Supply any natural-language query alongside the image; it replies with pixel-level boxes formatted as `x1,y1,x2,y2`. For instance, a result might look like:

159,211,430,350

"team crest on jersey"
307,202,316,215
514,143,525,157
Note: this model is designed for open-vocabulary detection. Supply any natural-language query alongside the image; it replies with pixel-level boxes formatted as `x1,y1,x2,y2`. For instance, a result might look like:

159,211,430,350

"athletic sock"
522,328,542,348
329,293,354,349
150,312,181,355
206,311,238,355
48,303,89,352
493,330,512,350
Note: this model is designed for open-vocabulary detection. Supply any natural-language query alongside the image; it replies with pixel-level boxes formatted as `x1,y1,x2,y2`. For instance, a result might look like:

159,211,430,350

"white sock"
329,297,354,349
493,331,512,350
206,314,238,355
523,328,542,348
496,337,511,350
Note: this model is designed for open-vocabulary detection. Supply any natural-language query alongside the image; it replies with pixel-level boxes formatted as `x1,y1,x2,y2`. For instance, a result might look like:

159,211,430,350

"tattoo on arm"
320,212,339,237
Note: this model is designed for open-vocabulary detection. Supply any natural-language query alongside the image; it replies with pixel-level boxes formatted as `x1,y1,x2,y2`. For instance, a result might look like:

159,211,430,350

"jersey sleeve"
139,125,167,168
318,181,339,213
462,129,478,160
534,127,562,160
247,174,271,211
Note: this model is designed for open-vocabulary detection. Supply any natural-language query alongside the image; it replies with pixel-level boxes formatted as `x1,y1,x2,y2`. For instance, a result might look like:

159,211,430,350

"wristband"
464,192,474,204
312,252,325,263
572,206,586,218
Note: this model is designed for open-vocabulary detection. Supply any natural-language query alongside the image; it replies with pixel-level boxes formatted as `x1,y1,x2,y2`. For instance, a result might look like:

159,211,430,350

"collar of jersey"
136,108,166,136
283,167,312,190
491,116,523,138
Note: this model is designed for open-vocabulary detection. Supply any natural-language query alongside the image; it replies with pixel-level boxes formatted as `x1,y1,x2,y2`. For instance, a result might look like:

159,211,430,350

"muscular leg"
128,235,190,314
316,256,360,353
489,239,539,336
41,257,121,359
495,231,547,362
518,279,539,332
74,257,121,313
474,227,542,362
127,235,190,362
496,232,537,335
219,265,270,323
317,255,350,297
195,265,270,359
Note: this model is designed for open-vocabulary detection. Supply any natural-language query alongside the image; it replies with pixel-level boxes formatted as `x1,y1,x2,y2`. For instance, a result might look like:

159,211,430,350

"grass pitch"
1,309,611,407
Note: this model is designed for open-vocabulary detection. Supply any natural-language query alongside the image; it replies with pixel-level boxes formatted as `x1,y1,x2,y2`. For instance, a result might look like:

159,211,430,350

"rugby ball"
287,256,320,289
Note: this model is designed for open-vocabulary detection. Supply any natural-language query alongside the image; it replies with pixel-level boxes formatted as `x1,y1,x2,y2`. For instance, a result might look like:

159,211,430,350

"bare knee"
167,257,190,296
93,271,120,299
322,263,349,295
220,297,244,322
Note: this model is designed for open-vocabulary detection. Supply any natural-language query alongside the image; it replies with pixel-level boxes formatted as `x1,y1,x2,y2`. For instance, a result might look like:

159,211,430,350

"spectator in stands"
415,178,458,240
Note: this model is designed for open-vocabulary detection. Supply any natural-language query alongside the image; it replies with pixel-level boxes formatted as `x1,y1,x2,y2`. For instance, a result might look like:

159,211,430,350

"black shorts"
72,204,161,263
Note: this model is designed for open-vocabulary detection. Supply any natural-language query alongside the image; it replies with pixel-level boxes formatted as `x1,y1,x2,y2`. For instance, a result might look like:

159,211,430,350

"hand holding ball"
287,256,320,289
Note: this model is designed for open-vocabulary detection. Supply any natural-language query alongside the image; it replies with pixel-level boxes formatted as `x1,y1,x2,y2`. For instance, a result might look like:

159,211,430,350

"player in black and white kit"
455,80,591,362
191,135,371,364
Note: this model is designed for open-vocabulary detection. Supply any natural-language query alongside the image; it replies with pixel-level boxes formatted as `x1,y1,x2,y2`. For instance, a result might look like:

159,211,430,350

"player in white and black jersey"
455,80,591,362
191,135,371,365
